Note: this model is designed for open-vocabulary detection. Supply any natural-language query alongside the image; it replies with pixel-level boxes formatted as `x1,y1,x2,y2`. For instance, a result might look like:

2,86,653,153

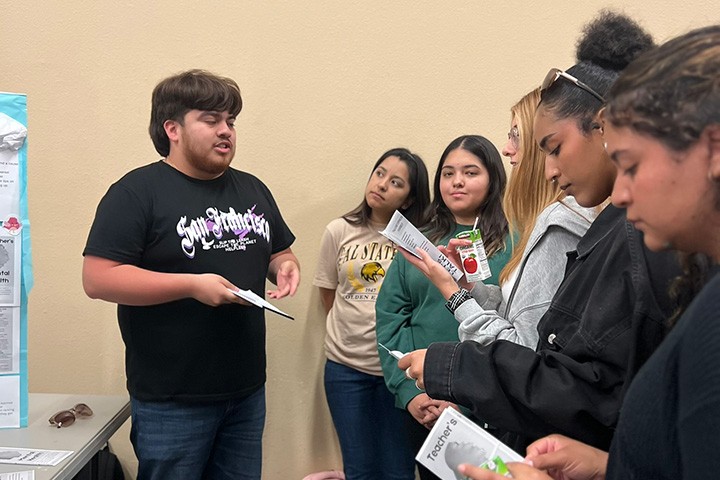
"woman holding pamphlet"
400,11,705,454
376,135,512,479
401,88,596,349
312,148,430,480
456,23,720,480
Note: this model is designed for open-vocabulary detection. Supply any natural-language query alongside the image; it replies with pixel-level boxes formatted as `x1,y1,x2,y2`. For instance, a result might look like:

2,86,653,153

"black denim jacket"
425,206,680,450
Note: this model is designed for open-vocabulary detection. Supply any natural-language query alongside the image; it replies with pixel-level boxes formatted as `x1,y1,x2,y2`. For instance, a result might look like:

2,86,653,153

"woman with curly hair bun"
458,23,720,480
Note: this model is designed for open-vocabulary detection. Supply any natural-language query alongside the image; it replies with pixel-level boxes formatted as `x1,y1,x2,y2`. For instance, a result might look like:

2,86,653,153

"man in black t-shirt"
82,69,300,480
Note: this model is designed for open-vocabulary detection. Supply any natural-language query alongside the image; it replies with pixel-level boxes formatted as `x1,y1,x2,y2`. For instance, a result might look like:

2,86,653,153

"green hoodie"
376,224,513,409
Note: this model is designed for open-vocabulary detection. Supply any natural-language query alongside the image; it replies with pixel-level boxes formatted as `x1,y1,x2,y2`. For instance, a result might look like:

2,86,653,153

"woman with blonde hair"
488,88,598,346
500,88,564,283
502,89,559,239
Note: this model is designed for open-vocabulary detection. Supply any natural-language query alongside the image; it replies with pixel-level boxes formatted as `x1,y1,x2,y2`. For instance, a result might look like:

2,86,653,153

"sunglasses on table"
540,68,605,103
48,403,93,428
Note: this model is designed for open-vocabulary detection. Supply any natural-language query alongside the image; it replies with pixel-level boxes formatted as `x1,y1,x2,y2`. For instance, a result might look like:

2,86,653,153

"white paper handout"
228,288,294,320
379,211,463,281
0,234,21,307
0,113,24,222
416,408,523,480
0,447,73,466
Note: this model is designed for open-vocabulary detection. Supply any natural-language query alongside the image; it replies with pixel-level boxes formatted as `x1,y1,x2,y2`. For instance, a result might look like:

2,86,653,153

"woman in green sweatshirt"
376,134,513,480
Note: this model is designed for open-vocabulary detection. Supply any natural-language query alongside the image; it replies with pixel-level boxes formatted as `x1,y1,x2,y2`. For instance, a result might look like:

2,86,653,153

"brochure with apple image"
228,288,294,320
416,408,523,480
379,211,464,281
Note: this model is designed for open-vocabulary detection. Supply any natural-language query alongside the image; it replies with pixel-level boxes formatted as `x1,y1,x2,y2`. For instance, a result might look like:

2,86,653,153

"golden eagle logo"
361,262,386,282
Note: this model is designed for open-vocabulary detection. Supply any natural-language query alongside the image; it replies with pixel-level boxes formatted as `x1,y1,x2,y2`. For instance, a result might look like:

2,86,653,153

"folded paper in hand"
228,288,294,320
416,408,523,479
379,211,463,281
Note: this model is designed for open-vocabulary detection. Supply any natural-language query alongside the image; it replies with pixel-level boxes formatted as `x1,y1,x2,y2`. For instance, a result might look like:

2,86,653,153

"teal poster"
0,92,32,428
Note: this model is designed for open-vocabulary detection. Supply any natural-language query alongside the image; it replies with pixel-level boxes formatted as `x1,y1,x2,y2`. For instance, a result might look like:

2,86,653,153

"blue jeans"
324,360,416,480
130,387,265,480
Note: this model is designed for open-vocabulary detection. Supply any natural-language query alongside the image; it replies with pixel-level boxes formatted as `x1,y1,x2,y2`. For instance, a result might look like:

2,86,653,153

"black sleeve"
424,339,620,448
678,282,720,479
258,181,295,254
83,182,149,265
423,218,682,451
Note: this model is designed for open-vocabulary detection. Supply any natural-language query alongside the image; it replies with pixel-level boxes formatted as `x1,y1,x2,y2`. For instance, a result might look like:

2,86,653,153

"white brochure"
0,447,73,466
379,211,463,281
416,408,523,479
228,289,294,320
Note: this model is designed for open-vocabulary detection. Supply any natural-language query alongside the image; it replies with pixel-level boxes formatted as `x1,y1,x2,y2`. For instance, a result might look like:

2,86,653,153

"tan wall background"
2,1,715,478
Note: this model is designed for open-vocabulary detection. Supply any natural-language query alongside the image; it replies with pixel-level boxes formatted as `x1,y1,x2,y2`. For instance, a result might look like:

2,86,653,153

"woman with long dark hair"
376,135,512,479
400,89,596,349
313,148,430,479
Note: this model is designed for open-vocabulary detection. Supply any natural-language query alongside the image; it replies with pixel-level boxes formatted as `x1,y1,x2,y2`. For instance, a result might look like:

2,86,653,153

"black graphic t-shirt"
84,160,295,401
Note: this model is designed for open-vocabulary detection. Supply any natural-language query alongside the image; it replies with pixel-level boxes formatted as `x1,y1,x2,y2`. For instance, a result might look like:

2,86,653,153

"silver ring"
415,379,422,390
405,367,412,380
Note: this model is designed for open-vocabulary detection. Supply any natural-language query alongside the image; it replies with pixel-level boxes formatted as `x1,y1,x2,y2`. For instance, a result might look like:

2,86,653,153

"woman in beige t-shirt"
313,148,430,480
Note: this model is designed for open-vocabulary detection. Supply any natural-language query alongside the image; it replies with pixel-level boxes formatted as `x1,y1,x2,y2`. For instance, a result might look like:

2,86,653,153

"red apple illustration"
463,255,478,274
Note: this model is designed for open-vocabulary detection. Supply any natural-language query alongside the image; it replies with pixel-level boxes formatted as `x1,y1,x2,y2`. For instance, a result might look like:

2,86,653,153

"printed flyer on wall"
0,92,31,428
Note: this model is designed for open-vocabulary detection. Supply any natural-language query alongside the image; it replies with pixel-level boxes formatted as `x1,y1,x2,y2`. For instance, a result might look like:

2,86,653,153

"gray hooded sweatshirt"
457,197,596,348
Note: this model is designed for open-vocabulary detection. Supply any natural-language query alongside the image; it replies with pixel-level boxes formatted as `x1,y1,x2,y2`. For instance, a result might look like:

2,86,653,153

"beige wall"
1,1,715,478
